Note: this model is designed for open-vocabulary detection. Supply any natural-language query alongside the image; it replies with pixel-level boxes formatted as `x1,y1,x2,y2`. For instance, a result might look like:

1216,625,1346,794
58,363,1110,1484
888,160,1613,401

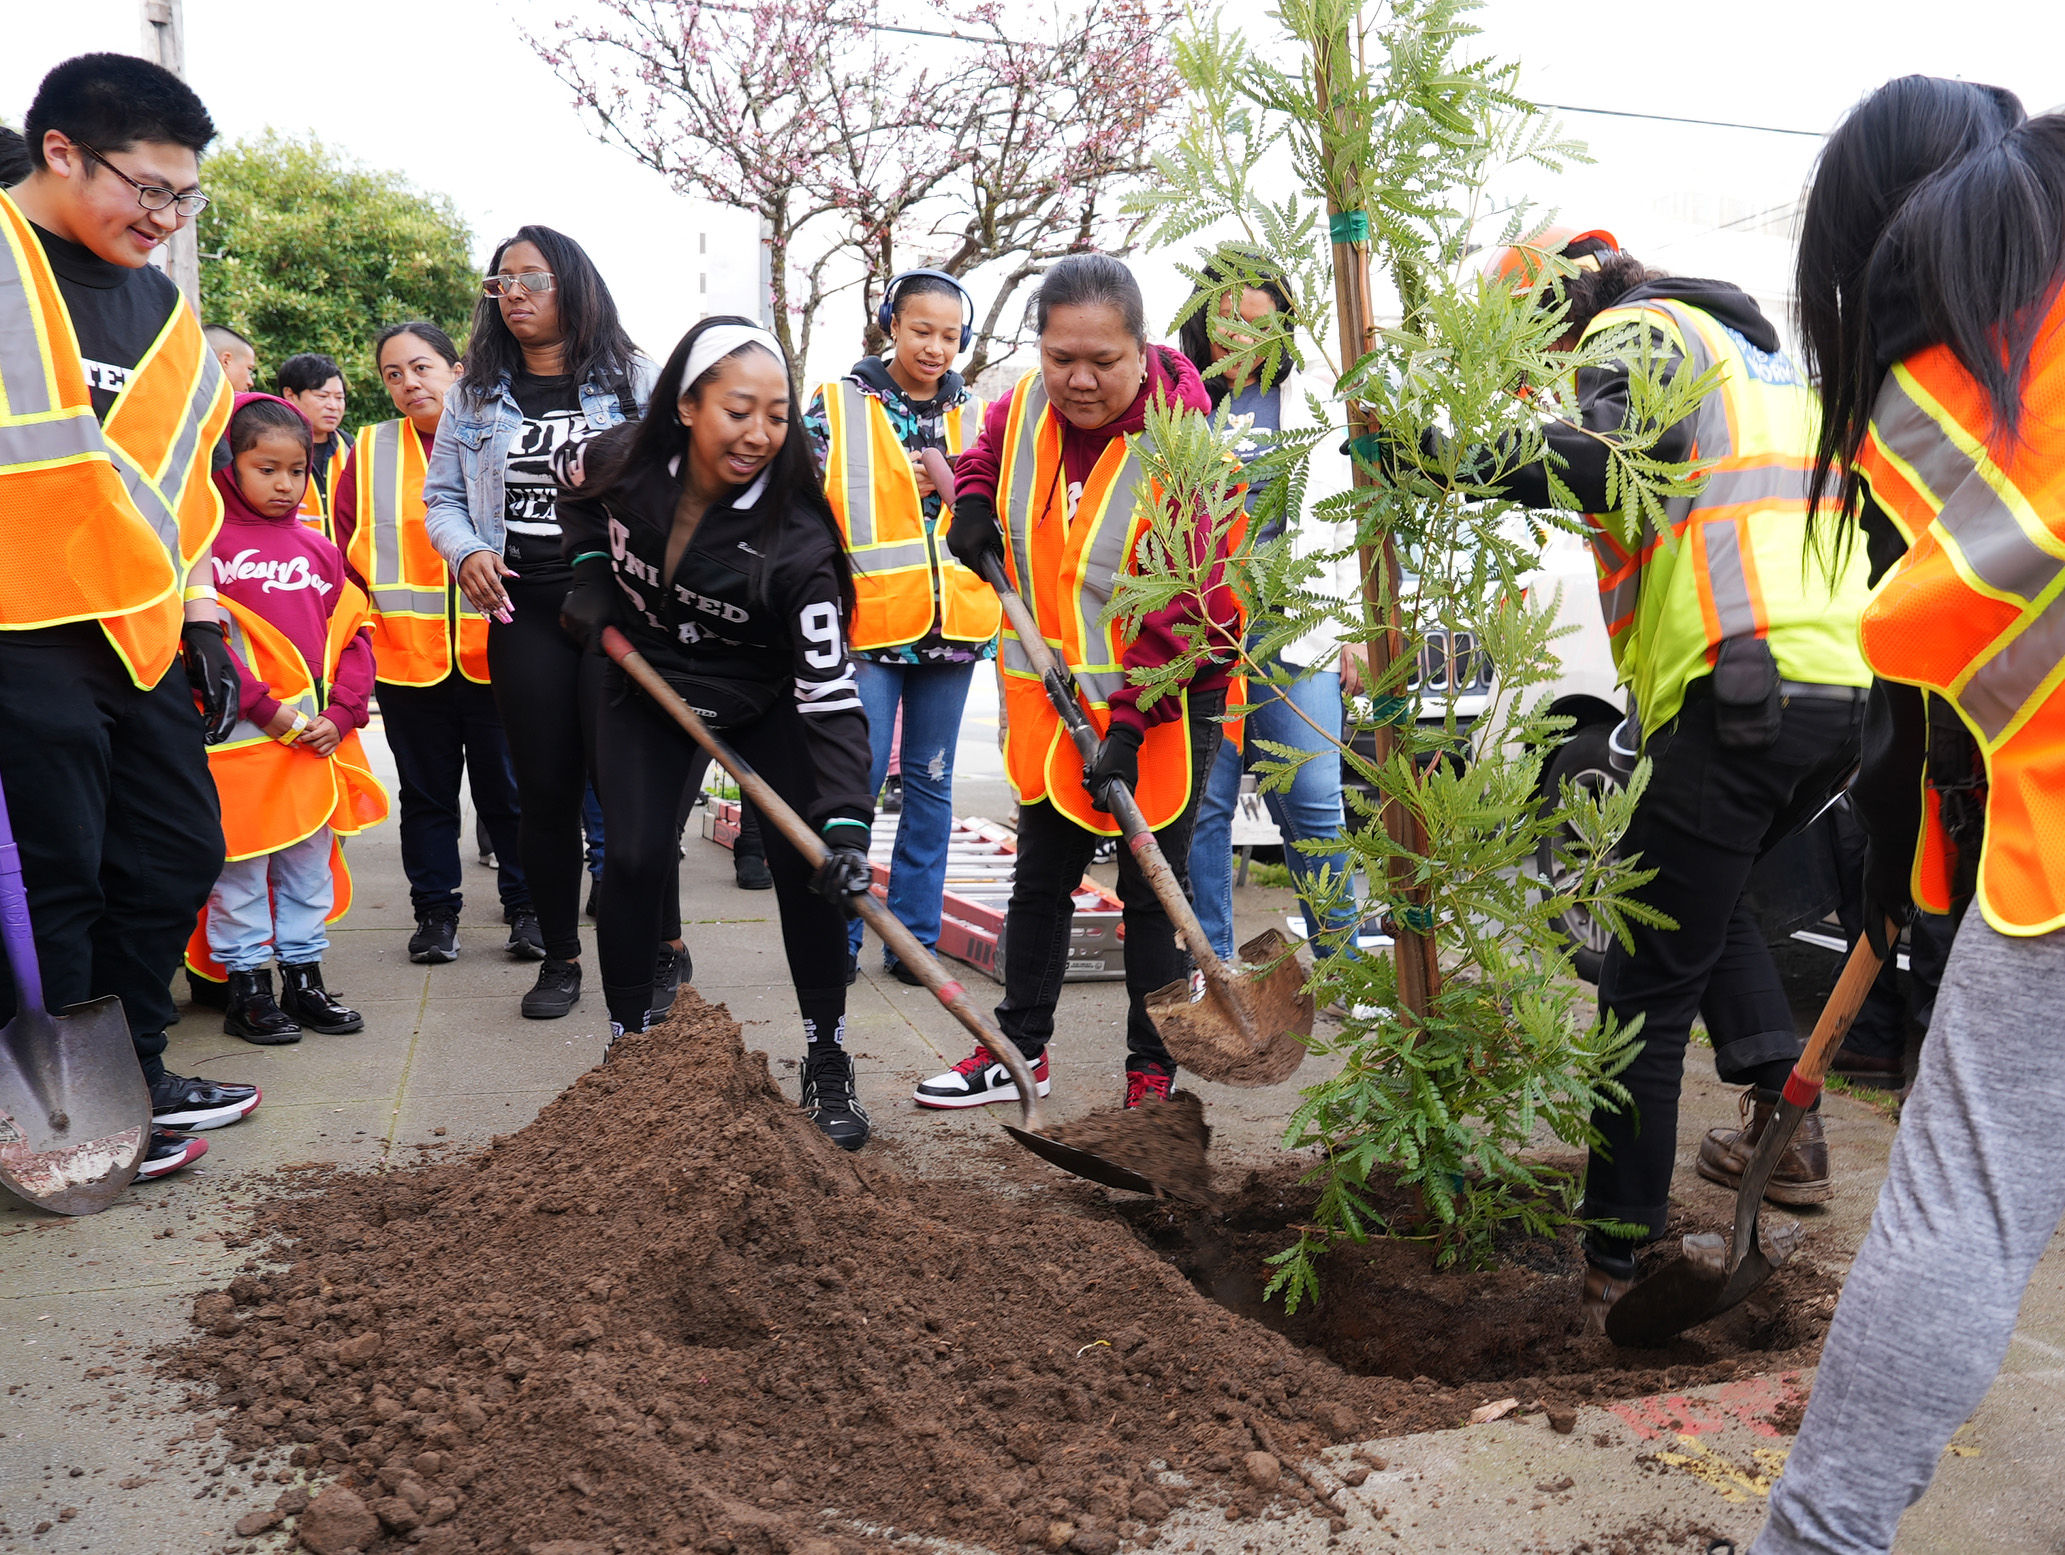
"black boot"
734,850,774,891
278,961,364,1035
801,1048,870,1151
223,969,302,1045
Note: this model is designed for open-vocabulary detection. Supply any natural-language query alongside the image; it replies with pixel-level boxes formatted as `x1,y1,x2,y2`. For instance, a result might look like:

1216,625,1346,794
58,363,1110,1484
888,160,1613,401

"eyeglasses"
482,272,555,299
75,142,209,218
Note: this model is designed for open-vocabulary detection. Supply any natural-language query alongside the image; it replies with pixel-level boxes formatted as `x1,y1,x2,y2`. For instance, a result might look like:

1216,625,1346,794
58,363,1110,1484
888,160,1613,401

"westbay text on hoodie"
210,462,376,734
953,345,1241,735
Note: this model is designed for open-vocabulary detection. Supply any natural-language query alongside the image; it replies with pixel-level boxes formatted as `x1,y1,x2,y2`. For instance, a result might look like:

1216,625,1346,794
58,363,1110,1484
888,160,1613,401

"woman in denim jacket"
424,224,657,1021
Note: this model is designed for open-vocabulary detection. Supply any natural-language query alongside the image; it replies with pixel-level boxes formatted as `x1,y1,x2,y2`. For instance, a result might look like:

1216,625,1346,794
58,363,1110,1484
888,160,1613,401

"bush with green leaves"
198,132,477,437
1118,0,1718,1300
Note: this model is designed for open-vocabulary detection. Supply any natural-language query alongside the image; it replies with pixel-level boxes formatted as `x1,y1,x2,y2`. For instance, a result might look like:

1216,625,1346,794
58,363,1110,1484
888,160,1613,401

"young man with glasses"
278,352,350,540
0,54,262,1183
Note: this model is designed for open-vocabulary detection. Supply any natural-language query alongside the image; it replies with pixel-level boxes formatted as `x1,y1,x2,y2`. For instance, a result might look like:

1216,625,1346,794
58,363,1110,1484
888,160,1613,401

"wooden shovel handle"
598,627,1046,1130
1782,922,1898,1110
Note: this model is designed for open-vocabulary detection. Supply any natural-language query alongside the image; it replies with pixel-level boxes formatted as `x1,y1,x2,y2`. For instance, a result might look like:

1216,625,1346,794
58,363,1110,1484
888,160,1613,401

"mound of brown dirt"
167,993,1416,1555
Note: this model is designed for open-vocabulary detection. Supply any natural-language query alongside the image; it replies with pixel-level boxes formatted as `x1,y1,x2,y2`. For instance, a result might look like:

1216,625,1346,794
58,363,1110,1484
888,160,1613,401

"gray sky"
8,0,2064,384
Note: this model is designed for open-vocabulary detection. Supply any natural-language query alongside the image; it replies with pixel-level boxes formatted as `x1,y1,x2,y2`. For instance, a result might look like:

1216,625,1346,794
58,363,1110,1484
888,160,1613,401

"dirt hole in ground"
162,992,1833,1555
1107,1165,1839,1391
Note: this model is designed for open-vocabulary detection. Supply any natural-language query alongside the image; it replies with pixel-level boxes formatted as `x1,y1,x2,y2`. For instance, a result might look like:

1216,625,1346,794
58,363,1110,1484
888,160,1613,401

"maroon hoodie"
954,346,1239,733
211,393,376,734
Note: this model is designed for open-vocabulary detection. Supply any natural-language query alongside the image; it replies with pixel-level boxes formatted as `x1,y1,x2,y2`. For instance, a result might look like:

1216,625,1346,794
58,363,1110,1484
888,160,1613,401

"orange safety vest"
0,190,230,688
297,438,351,542
994,371,1225,835
1855,290,2065,934
819,381,1001,651
182,588,391,983
345,418,489,685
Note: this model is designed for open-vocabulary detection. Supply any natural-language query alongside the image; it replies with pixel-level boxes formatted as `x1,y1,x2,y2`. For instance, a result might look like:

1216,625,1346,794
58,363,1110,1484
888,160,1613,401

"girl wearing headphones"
803,271,1000,983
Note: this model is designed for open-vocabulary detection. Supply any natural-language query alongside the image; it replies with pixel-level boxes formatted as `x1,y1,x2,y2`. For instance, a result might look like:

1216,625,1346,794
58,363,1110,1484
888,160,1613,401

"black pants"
485,576,591,960
996,693,1223,1072
0,625,224,1082
592,668,850,1034
376,671,527,918
1585,682,1862,1239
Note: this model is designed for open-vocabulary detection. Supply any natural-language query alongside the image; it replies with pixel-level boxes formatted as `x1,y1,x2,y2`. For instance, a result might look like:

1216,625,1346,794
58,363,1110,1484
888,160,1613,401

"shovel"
599,626,1194,1198
973,549,1314,1086
0,769,150,1215
1605,926,1894,1347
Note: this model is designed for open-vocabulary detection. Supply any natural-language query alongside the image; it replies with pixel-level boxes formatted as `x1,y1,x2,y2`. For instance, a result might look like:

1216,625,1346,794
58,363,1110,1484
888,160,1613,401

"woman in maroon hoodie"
917,253,1240,1111
196,394,385,1042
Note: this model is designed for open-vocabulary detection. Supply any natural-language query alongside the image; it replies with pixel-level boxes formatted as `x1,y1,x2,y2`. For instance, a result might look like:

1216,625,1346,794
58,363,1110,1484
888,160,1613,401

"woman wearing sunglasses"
423,225,657,1020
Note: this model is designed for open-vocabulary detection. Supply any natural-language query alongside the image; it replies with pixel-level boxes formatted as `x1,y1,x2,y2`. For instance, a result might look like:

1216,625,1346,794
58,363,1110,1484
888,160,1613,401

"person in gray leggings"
1751,78,2065,1553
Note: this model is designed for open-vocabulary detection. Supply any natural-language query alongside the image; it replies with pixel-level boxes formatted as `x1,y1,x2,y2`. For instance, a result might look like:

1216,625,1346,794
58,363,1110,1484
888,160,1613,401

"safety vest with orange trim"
0,190,230,688
296,437,350,542
182,589,391,984
1855,293,2065,935
1580,297,1871,733
994,372,1232,836
818,381,1001,651
345,418,489,686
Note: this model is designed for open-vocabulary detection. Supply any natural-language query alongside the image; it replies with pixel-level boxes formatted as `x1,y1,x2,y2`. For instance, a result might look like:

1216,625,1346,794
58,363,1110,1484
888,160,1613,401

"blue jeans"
1188,662,1356,960
847,658,978,966
206,827,335,971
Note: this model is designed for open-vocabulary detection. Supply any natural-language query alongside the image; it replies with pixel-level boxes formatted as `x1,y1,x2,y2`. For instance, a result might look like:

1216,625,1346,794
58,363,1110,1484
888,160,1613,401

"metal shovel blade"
1146,928,1315,1087
0,995,150,1216
1004,1125,1161,1197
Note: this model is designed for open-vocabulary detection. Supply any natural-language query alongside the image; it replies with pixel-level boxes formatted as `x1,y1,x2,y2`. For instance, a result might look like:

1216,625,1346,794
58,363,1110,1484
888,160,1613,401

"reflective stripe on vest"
993,371,1193,834
346,419,489,686
297,441,349,541
0,190,229,686
820,381,997,650
208,591,390,861
1857,299,2065,934
1581,298,1869,732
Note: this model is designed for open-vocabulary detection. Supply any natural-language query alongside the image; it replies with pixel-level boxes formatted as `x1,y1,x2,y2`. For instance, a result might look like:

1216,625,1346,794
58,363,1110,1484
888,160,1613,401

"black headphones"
877,268,974,354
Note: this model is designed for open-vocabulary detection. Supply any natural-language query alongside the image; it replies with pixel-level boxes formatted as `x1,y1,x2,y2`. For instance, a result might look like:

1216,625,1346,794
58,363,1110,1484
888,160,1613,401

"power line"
1538,102,1824,139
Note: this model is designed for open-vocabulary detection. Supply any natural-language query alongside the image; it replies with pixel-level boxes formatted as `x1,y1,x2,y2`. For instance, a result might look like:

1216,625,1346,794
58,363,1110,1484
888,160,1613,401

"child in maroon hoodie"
201,394,381,1042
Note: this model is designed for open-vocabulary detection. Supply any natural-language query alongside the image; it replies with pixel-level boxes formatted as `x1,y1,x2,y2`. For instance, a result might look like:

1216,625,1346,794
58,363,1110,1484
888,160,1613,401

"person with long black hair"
423,225,657,1019
1175,257,1364,964
1749,85,2065,1555
557,316,876,1150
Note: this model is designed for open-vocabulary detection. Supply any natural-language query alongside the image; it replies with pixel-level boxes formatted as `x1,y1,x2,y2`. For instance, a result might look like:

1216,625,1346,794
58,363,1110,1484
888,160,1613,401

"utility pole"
138,0,200,313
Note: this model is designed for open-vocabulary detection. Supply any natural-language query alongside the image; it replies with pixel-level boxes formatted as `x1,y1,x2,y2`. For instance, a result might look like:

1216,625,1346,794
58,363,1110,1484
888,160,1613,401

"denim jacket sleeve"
423,382,501,570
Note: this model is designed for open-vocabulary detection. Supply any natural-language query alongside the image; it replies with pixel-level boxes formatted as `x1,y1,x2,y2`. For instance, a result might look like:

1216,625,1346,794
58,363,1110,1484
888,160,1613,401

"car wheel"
1536,722,1623,984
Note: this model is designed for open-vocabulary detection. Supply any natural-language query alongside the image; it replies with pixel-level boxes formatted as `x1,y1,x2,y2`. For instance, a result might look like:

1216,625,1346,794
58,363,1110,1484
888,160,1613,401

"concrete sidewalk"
4,711,2063,1553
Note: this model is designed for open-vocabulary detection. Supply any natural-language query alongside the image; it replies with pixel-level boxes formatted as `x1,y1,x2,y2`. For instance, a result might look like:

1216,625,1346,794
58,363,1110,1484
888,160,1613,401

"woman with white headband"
557,316,877,1150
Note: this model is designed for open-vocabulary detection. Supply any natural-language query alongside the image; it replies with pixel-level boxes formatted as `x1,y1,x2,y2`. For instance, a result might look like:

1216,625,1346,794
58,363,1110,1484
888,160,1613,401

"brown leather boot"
1580,1261,1637,1335
1696,1086,1832,1205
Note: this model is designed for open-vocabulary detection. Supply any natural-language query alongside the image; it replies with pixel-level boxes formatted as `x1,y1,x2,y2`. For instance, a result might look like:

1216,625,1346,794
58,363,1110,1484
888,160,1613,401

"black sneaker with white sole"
136,1128,208,1180
149,1072,262,1131
802,1049,870,1150
409,908,460,964
521,957,582,1019
913,1045,1051,1108
504,909,547,961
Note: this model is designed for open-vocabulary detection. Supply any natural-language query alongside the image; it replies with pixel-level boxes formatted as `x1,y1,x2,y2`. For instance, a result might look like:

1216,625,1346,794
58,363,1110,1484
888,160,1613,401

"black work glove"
559,555,620,650
1085,723,1143,814
945,492,1004,573
1860,841,1913,960
1851,678,1925,959
810,820,874,916
181,619,241,745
